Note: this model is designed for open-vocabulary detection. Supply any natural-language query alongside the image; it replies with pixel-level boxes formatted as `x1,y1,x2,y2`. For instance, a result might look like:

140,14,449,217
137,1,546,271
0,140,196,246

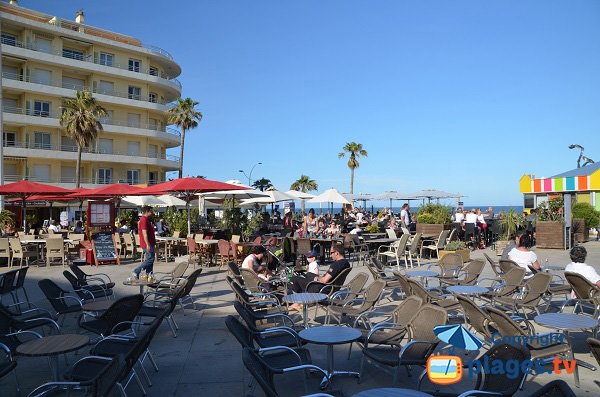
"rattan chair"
479,267,527,306
494,272,552,317
439,259,485,287
456,294,494,343
359,303,448,385
377,234,410,270
486,306,573,388
429,252,463,283
315,272,369,319
483,252,504,277
407,278,461,313
420,230,450,259
406,232,422,268
562,272,600,316
325,279,386,325
419,343,531,397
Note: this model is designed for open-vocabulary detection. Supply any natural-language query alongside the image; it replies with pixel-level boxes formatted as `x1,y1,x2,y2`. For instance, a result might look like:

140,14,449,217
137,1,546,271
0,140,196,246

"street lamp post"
239,162,262,186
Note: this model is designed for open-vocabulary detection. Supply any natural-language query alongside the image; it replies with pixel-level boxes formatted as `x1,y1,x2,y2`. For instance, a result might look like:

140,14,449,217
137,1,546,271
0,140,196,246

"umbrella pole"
187,201,191,235
22,198,27,233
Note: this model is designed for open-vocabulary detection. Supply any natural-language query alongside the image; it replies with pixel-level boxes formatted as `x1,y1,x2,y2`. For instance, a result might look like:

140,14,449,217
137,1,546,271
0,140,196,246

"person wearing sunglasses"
289,242,350,295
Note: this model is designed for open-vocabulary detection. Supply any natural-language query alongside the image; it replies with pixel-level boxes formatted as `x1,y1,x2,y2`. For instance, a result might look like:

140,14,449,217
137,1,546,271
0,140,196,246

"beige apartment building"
0,1,182,187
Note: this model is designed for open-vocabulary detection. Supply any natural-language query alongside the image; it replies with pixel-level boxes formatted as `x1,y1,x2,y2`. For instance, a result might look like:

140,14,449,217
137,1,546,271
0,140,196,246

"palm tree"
252,177,273,192
59,91,107,188
290,175,318,213
338,142,368,195
168,98,203,178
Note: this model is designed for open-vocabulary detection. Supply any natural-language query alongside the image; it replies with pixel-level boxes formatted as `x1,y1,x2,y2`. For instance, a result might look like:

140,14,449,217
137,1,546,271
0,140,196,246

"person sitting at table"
501,230,526,260
117,219,130,234
565,246,600,287
507,233,541,275
304,249,321,277
303,209,318,237
155,218,168,237
288,243,351,310
349,223,362,235
242,245,271,280
1,222,16,238
48,220,61,233
73,220,84,234
324,222,339,237
315,218,327,237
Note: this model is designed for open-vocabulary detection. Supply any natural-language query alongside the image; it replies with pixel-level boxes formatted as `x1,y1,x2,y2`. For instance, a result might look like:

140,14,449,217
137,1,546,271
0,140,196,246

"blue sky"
23,0,600,206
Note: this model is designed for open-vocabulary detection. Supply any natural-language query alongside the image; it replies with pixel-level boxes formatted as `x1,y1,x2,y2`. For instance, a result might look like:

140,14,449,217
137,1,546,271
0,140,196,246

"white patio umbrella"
240,188,295,205
157,194,187,207
121,195,166,207
285,190,315,200
308,188,350,214
372,191,412,212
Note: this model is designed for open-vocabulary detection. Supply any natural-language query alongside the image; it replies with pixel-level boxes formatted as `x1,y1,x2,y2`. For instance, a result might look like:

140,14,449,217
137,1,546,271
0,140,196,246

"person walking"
133,205,156,278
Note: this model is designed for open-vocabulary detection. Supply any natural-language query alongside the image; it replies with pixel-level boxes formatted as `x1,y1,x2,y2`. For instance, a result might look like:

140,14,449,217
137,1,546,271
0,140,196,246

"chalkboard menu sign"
91,232,120,266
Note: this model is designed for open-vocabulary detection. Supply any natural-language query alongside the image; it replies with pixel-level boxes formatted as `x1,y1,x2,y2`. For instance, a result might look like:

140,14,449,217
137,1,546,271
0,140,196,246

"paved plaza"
2,241,600,396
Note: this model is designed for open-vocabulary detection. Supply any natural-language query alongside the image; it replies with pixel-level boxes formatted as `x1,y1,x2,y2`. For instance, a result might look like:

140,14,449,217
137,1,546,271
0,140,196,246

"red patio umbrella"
137,177,246,233
70,184,143,199
0,180,72,231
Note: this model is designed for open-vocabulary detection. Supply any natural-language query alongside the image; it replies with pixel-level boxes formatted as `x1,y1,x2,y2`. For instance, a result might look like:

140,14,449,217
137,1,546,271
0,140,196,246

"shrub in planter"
439,240,470,262
364,223,380,233
417,204,452,225
572,203,600,228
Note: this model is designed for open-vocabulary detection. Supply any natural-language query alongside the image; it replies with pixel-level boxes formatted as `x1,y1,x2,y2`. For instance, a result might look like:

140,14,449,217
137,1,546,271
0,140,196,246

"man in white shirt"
48,220,61,233
565,246,600,287
465,209,478,224
400,204,411,228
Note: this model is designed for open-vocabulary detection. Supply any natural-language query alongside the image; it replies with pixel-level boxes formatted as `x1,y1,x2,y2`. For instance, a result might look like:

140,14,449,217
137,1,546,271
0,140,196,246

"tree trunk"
350,167,354,194
178,128,186,179
75,145,82,188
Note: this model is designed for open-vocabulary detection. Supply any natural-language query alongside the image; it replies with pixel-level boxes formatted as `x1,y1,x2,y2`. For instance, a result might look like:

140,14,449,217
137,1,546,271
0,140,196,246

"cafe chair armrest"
258,346,302,365
21,317,60,332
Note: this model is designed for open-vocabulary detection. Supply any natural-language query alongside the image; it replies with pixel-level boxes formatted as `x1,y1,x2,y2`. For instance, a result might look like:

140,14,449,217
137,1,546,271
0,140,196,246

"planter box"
494,240,510,256
416,224,449,235
439,249,470,262
535,221,565,249
572,218,589,243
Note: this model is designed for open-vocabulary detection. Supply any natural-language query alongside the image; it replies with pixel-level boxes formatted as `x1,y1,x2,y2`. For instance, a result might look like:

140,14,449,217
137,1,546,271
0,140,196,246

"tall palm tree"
59,91,107,188
290,175,318,213
338,142,368,195
168,98,203,178
252,177,273,192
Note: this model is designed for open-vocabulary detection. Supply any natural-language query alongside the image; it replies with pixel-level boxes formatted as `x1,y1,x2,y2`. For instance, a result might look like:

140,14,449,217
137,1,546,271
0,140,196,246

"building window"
148,144,158,158
3,65,19,80
149,92,157,103
99,110,114,125
127,141,140,156
99,52,113,66
98,168,112,184
127,170,140,185
61,135,77,152
34,37,52,53
62,76,85,90
33,132,51,150
128,59,140,72
3,132,16,147
127,113,141,128
524,195,535,210
32,165,51,182
1,33,16,46
149,66,158,76
32,69,52,85
98,138,113,154
98,80,114,95
128,86,141,100
148,171,158,185
62,48,84,61
61,166,76,183
33,101,51,117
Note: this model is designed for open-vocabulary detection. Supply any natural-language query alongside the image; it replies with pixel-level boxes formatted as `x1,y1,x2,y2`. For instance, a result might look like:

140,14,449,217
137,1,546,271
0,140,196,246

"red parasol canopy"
0,180,72,198
137,177,246,233
0,180,72,231
22,187,90,202
138,177,246,200
70,184,144,199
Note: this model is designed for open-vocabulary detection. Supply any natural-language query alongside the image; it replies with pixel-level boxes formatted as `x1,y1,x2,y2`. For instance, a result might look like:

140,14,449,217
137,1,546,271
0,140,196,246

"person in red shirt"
133,205,156,278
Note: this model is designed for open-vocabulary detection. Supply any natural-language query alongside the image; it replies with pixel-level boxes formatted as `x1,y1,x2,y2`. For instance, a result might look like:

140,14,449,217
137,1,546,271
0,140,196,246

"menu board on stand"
87,201,120,266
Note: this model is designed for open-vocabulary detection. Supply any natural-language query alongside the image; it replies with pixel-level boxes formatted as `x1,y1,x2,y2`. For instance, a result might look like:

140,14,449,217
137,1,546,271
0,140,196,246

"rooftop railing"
1,36,182,89
4,174,165,185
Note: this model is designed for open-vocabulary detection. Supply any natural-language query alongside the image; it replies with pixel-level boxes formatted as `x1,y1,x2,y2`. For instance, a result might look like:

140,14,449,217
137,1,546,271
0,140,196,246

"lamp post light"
239,162,262,186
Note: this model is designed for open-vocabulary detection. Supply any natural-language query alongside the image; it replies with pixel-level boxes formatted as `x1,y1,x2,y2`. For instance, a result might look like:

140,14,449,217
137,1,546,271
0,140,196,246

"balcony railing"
4,174,165,185
1,36,182,89
2,106,181,139
2,71,178,107
3,140,180,162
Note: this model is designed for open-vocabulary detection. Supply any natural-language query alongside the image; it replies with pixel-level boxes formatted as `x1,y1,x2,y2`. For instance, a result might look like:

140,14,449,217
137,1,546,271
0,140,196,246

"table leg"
48,355,59,380
319,344,360,389
302,304,309,329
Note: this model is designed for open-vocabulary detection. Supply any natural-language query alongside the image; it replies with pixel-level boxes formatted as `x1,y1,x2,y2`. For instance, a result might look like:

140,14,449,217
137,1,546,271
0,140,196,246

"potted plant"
364,223,380,234
415,203,452,235
535,197,565,249
495,209,524,255
439,240,470,262
571,202,600,243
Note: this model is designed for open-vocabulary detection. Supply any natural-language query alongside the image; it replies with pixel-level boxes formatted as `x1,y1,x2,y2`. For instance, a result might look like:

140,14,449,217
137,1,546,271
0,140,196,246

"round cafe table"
299,326,362,388
406,270,438,278
123,279,156,294
534,312,599,387
17,334,89,380
353,388,434,397
446,285,489,296
283,293,327,328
